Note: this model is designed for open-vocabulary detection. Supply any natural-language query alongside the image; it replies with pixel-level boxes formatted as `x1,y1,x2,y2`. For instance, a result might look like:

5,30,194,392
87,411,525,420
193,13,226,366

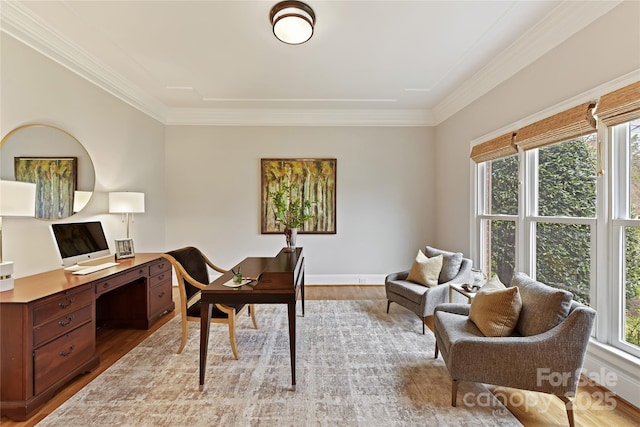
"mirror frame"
1,124,96,220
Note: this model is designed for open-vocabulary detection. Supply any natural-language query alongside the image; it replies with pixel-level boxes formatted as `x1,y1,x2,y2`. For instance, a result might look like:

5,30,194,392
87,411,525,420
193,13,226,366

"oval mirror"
0,124,95,220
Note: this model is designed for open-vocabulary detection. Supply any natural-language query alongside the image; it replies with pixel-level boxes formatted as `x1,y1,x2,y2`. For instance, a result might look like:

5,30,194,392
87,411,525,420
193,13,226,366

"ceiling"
0,1,621,126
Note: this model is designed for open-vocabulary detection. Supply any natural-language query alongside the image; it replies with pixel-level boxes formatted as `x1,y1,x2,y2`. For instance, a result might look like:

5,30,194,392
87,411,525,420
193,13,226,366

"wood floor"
2,285,638,427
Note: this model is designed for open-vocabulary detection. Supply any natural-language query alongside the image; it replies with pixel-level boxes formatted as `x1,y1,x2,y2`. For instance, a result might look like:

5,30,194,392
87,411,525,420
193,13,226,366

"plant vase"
284,227,297,252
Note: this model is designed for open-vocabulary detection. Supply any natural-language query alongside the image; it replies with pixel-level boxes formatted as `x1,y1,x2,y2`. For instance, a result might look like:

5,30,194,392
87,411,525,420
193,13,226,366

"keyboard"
72,262,119,275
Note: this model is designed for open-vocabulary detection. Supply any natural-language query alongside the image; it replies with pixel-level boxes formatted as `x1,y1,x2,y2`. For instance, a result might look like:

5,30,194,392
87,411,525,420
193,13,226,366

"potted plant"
270,183,315,251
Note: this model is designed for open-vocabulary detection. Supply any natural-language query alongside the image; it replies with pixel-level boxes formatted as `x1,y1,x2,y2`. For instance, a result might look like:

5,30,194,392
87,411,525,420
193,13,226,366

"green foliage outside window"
487,133,640,347
535,137,597,305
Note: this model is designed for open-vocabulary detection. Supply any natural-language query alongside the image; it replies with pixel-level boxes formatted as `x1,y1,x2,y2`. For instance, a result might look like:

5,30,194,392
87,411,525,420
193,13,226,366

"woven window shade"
470,132,517,163
515,101,596,151
595,81,640,126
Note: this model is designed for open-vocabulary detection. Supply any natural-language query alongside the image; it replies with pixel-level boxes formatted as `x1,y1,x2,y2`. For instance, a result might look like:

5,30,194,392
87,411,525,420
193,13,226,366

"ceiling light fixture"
270,1,315,45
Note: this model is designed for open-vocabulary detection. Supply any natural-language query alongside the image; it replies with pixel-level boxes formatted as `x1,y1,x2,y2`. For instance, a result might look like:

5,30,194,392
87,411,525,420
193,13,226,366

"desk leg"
288,301,296,389
199,302,212,391
301,275,305,317
449,286,453,303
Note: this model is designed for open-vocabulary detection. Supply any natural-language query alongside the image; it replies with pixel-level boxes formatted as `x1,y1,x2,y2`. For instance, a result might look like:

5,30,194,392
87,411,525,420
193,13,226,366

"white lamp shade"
108,192,145,213
73,191,92,212
0,180,37,217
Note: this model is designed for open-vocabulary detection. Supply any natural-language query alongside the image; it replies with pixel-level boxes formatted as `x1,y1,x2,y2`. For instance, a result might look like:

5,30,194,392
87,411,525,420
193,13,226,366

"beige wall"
434,0,640,253
165,125,435,280
2,1,639,281
1,34,166,277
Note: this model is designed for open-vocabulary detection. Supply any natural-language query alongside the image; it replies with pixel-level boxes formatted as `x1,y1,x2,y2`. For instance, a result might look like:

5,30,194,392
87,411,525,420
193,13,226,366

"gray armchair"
385,246,471,334
433,273,596,427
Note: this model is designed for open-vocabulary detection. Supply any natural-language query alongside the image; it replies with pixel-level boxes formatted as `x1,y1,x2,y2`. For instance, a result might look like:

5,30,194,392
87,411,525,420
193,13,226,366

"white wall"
164,125,436,283
0,34,166,277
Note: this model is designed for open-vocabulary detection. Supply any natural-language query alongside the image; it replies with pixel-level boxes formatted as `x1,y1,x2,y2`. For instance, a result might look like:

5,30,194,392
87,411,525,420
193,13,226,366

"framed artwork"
261,158,337,234
115,238,135,260
14,157,77,220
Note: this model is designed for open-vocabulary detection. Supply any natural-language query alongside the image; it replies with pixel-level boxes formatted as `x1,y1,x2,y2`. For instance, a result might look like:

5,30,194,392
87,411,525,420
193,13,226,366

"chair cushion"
469,276,522,337
513,272,573,336
386,279,430,305
435,310,483,357
407,250,442,287
425,246,463,283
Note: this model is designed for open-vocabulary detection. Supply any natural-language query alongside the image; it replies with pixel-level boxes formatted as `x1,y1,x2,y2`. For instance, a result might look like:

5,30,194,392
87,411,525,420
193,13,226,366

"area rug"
38,300,521,426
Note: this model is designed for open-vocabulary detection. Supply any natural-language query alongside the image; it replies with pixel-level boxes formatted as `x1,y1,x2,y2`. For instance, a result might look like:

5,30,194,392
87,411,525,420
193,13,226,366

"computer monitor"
50,221,111,266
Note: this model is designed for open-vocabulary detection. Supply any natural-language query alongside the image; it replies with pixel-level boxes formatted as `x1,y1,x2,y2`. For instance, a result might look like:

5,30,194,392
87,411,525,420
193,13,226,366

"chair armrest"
435,303,470,316
385,270,409,282
162,253,209,290
201,252,228,274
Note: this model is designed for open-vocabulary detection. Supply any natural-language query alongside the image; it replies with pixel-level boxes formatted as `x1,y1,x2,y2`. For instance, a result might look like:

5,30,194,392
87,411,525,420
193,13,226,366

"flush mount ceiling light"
270,1,315,45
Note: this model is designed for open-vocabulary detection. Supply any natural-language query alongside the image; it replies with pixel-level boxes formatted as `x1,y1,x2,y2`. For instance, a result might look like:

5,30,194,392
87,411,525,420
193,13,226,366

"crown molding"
1,1,622,127
433,0,622,124
0,1,167,123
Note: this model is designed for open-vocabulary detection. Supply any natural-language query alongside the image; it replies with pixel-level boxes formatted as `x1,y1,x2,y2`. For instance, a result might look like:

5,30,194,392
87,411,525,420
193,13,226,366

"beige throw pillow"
469,276,522,337
407,251,443,287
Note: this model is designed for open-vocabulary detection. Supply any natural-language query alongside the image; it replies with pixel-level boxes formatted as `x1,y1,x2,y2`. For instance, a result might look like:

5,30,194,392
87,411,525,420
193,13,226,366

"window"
477,155,518,283
612,118,640,355
472,83,640,361
532,134,597,305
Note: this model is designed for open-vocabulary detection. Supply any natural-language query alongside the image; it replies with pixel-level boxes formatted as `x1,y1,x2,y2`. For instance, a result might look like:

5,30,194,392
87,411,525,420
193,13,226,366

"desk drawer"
149,269,171,289
149,259,170,277
149,281,172,316
33,321,94,395
33,285,93,326
33,304,93,347
95,266,146,296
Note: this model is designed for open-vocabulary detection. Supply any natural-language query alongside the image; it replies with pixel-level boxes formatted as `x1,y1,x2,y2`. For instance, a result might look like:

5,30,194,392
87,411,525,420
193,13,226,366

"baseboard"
305,274,386,285
583,340,640,408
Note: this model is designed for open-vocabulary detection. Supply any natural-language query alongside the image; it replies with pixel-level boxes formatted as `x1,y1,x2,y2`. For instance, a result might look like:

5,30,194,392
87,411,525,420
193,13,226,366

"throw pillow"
407,250,443,287
425,246,463,283
469,278,522,337
512,272,573,336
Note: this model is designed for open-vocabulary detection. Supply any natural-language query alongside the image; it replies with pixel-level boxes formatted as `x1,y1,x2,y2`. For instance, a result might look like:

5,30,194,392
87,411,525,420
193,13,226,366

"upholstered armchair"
163,246,258,358
385,246,471,334
433,273,596,427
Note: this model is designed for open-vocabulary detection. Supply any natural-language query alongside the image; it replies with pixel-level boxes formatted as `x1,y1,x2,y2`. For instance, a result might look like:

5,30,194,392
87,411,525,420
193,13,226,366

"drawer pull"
59,344,75,357
58,297,75,309
58,315,75,327
157,292,165,298
158,274,165,280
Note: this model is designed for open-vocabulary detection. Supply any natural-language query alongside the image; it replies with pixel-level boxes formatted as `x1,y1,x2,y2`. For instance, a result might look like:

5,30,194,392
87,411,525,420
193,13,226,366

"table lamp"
108,192,145,238
0,180,37,292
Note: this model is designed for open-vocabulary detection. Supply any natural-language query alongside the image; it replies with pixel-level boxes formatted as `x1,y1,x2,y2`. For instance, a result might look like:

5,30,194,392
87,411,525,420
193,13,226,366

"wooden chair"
162,246,257,359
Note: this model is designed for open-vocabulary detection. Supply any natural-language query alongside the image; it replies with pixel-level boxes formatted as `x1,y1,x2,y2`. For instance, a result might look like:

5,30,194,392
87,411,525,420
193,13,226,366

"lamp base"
0,261,14,292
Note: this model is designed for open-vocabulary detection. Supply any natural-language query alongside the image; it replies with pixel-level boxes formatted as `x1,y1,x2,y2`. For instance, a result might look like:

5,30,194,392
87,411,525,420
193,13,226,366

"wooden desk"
0,253,174,421
199,247,304,390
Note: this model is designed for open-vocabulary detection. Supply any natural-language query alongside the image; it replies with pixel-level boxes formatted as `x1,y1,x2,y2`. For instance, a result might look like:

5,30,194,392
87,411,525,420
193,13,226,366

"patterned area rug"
39,300,521,426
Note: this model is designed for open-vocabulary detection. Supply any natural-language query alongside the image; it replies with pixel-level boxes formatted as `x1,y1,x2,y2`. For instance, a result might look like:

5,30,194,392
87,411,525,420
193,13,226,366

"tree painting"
261,159,336,234
14,157,77,220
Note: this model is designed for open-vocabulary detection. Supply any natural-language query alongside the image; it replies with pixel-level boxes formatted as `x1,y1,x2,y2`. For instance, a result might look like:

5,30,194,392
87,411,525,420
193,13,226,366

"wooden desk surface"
0,253,162,304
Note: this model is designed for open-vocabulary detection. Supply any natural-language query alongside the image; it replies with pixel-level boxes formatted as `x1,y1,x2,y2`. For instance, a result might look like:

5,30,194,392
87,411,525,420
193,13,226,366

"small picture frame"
115,238,135,260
